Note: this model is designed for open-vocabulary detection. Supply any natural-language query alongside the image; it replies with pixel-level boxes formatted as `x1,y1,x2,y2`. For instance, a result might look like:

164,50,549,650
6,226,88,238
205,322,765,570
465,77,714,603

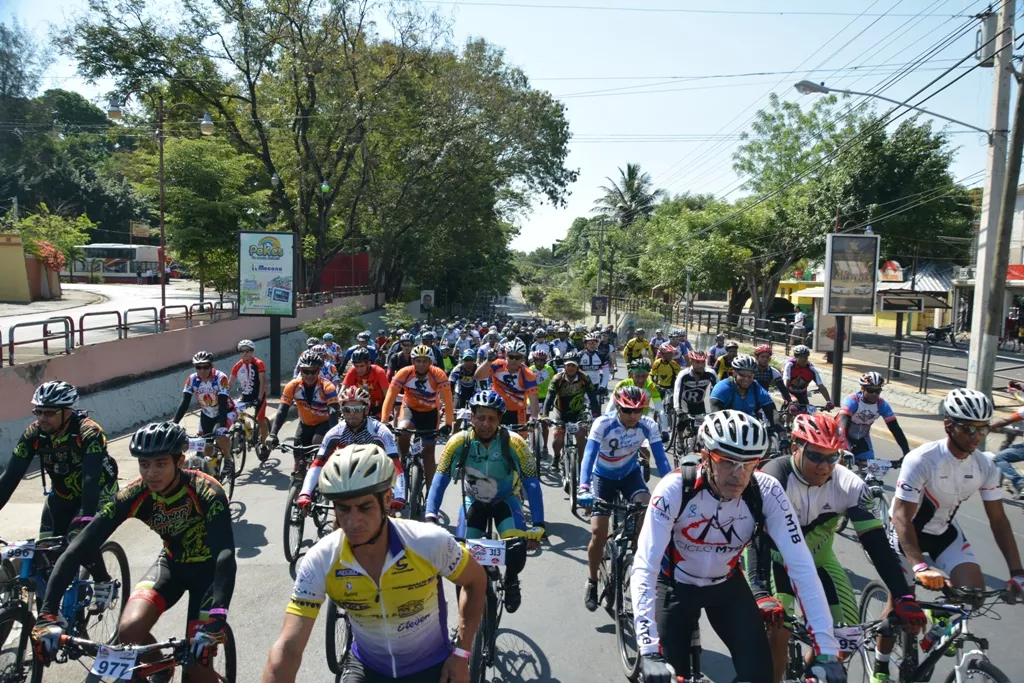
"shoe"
89,581,117,615
504,576,521,613
584,579,599,612
871,673,890,682
1014,481,1024,499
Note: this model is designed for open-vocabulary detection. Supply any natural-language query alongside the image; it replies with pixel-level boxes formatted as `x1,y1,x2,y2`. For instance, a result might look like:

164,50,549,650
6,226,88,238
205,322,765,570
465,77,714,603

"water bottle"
919,620,945,652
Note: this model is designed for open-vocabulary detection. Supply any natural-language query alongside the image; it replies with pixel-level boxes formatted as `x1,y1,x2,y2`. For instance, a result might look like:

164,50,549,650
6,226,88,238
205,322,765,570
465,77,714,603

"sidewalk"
0,287,107,317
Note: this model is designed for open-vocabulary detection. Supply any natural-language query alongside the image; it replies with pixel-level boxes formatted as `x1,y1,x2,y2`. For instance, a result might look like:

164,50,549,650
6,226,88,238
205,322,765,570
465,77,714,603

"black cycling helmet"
356,331,371,342
468,390,507,414
130,422,187,459
628,357,652,373
32,381,78,409
351,348,372,364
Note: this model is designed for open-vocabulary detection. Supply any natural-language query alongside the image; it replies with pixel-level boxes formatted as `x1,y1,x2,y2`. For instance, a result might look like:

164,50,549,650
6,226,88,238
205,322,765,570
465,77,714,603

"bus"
62,243,166,283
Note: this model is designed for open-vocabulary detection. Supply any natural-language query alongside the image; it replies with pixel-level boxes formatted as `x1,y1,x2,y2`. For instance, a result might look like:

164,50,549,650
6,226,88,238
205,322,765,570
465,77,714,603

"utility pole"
157,95,168,310
968,0,1015,395
595,221,605,325
685,265,693,336
10,197,17,221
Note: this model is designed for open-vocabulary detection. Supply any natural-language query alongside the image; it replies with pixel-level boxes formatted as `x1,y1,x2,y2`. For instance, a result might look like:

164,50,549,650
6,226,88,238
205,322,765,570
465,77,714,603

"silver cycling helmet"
699,410,769,461
943,388,993,422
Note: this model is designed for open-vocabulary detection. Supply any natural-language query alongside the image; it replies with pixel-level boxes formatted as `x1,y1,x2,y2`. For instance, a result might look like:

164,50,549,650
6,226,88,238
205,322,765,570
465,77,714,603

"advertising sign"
238,232,296,317
879,295,924,313
814,305,852,353
591,295,609,316
824,233,880,315
420,290,435,311
130,221,150,239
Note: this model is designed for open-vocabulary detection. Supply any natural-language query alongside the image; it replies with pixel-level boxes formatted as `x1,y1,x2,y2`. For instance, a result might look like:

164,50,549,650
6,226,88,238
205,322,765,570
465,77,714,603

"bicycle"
783,611,896,682
0,535,129,683
550,419,589,513
233,401,271,464
591,496,647,681
859,579,1013,682
671,413,705,466
187,433,237,499
836,457,891,535
324,599,352,675
394,428,445,521
42,626,235,682
277,442,328,563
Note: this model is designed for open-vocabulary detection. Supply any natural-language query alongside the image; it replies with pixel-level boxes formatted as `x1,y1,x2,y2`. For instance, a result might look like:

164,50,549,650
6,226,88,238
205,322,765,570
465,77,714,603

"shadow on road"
541,521,590,562
240,459,291,490
233,518,269,559
492,628,557,681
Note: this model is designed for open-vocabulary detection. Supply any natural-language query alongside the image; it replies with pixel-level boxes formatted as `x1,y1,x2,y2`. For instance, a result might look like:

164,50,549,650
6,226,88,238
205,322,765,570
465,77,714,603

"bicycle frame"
904,601,994,682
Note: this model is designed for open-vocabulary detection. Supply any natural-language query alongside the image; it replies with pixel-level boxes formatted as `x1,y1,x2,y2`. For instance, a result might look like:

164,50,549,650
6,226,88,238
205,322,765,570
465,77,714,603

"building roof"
878,260,954,293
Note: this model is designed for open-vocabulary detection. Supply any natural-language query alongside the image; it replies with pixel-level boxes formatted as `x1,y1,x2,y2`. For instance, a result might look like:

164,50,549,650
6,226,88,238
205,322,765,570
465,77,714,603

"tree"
0,19,51,99
540,289,582,322
12,203,95,263
521,285,545,310
593,163,665,228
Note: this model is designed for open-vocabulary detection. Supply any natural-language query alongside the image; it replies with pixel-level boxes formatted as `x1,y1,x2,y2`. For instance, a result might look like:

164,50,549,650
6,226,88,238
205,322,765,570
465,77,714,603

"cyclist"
838,372,911,470
449,350,483,410
342,347,390,419
709,354,776,426
990,391,1024,497
650,343,681,405
579,333,611,404
418,330,445,367
230,339,269,448
33,422,236,683
784,345,834,410
672,351,717,428
374,329,390,354
543,351,602,471
614,358,669,437
551,325,573,362
263,444,488,683
530,350,556,457
650,329,667,350
300,387,405,513
531,328,553,358
425,390,545,613
883,388,1024,677
307,344,339,384
266,351,340,473
749,412,925,683
381,345,454,490
0,381,118,577
453,328,474,356
712,340,740,380
338,331,378,374
597,330,617,374
623,327,652,363
437,343,455,373
570,325,586,351
172,351,236,477
752,344,791,408
386,332,415,381
632,411,844,683
293,337,322,378
672,330,693,360
706,333,728,365
322,332,343,365
473,338,540,430
579,386,672,612
475,329,503,364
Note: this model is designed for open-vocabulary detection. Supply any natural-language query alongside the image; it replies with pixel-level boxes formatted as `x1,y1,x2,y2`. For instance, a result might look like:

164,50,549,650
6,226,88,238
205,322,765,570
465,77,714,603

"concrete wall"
0,234,31,303
0,293,375,463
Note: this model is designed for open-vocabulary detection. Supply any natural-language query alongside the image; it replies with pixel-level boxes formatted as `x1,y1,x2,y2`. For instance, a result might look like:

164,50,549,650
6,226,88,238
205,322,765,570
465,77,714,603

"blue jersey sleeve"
877,398,897,422
839,394,860,417
709,379,733,406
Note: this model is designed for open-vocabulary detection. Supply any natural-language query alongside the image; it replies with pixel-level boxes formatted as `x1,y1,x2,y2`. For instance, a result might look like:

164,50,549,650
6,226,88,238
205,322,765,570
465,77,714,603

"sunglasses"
862,386,882,394
507,354,524,361
735,371,755,380
618,407,644,415
708,450,758,472
194,364,212,370
953,421,990,436
342,405,367,414
799,443,841,465
300,369,319,376
32,408,61,418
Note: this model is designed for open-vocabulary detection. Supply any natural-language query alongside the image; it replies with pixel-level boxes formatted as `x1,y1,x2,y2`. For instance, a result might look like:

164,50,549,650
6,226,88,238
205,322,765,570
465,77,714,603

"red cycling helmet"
659,344,676,355
614,385,650,410
753,344,772,357
687,350,708,362
791,412,847,451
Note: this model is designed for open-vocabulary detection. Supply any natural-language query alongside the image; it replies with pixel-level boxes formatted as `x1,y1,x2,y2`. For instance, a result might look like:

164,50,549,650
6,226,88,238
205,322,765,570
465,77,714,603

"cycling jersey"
840,392,896,441
531,341,553,358
578,350,610,388
673,367,717,415
382,365,454,425
302,417,405,502
292,359,339,383
1,413,117,514
341,344,378,369
580,413,670,487
387,351,413,380
543,371,599,417
530,363,555,400
343,365,390,408
550,338,572,359
287,521,470,679
448,366,482,407
481,360,537,418
709,377,772,417
453,337,474,355
230,357,266,398
632,467,840,657
183,370,234,418
623,337,652,362
650,358,681,390
783,359,825,395
893,439,1002,536
713,355,736,380
280,377,339,426
42,469,235,616
475,342,502,364
706,344,727,365
753,365,783,392
323,342,343,363
427,429,543,525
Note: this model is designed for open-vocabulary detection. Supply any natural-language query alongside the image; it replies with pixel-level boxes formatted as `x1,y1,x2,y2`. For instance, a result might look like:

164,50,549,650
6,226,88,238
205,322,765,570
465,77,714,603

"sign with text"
238,232,296,317
823,233,880,316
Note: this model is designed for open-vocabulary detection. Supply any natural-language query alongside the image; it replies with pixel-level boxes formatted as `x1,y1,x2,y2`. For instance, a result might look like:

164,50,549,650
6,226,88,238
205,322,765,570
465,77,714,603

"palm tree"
592,163,666,227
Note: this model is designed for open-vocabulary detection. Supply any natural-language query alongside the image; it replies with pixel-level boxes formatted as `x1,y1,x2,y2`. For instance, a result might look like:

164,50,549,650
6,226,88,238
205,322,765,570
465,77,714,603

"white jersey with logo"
631,468,839,657
578,350,609,388
893,439,1002,536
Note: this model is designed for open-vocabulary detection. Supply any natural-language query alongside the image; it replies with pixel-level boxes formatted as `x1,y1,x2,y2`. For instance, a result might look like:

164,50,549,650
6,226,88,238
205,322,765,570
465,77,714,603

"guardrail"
887,340,927,391
124,307,159,338
213,301,235,321
8,318,75,366
160,305,190,332
189,302,214,325
79,311,123,345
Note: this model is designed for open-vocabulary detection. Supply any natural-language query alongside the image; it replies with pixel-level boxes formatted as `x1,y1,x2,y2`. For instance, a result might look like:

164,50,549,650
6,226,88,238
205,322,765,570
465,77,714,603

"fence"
886,340,927,392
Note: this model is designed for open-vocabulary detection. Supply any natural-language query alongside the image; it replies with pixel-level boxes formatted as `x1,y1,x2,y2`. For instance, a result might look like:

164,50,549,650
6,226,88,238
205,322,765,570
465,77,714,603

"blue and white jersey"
581,413,667,486
840,392,897,441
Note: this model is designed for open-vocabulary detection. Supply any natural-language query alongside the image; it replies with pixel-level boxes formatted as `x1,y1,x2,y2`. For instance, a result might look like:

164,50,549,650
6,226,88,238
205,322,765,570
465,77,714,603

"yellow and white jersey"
287,518,470,678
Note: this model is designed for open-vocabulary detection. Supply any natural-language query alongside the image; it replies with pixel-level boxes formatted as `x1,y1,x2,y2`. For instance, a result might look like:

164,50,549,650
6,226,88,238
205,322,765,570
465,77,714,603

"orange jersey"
382,366,453,425
343,364,390,408
280,377,339,426
485,359,538,413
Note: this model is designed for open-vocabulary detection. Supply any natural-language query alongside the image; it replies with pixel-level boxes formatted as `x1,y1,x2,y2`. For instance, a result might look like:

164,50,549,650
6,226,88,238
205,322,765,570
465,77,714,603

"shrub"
301,303,366,346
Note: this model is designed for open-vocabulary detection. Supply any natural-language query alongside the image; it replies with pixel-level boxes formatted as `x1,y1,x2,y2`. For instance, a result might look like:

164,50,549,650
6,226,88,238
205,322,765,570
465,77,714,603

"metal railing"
160,305,190,332
213,301,236,320
123,307,159,338
79,311,123,345
189,302,214,324
7,318,75,366
886,340,927,392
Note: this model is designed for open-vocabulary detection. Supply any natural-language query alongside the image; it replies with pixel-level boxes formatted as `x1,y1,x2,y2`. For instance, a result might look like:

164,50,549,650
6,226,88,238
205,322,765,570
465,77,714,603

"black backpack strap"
674,461,701,523
499,427,521,478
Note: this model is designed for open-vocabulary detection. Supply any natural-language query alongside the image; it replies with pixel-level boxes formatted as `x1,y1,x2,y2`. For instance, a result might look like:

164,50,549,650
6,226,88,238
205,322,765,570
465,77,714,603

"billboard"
420,290,435,311
814,308,852,353
823,233,880,316
238,231,296,317
591,295,609,316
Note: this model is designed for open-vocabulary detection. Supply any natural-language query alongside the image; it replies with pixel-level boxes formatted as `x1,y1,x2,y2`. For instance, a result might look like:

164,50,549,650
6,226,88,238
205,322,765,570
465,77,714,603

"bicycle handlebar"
277,443,320,454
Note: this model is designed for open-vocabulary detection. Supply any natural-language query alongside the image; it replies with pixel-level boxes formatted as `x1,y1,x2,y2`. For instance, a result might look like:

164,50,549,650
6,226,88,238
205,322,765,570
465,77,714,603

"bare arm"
449,557,487,652
261,613,315,683
983,498,1023,574
473,363,491,381
891,497,927,569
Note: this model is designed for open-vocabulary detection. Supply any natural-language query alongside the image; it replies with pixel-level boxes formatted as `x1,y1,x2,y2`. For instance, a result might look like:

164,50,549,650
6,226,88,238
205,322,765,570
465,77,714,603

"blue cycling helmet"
461,350,476,361
323,333,335,341
468,390,506,414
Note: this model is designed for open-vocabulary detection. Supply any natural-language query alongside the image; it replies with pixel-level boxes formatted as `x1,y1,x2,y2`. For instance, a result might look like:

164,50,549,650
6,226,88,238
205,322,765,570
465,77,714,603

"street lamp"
270,172,280,188
199,112,215,136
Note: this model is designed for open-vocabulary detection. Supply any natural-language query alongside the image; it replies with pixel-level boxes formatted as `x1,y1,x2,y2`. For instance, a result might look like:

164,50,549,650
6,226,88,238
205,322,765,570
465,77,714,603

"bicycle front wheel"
859,579,916,680
232,429,248,480
942,659,1011,683
616,553,642,681
205,621,237,683
469,591,491,683
407,462,423,521
77,540,131,645
0,605,37,683
325,602,351,675
283,481,306,563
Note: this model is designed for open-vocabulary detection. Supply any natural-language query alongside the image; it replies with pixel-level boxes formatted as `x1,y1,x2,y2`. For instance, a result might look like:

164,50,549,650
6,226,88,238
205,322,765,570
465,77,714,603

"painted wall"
0,235,31,303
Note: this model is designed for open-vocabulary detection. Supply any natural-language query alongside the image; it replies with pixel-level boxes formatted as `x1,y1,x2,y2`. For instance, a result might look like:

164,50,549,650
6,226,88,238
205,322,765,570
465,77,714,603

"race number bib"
1,540,34,561
90,646,137,679
188,437,208,453
833,625,863,653
466,539,506,567
865,459,891,477
566,423,580,434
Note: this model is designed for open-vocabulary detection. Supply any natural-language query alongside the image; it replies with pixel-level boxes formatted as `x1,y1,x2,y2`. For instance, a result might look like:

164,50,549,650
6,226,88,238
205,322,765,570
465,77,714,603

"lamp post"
107,96,214,308
685,264,693,335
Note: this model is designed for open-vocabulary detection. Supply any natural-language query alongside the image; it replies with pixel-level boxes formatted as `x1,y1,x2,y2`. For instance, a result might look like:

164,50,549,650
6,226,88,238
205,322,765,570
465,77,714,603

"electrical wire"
425,1,981,18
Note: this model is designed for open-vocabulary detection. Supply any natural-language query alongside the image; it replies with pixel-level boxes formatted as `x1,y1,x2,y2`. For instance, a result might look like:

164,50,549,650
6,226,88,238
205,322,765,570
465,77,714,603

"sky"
1,0,1010,251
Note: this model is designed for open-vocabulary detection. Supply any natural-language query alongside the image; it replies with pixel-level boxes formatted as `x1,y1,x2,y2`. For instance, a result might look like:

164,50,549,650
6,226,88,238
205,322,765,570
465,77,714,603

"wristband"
72,516,93,524
208,608,228,618
451,647,471,660
912,563,929,574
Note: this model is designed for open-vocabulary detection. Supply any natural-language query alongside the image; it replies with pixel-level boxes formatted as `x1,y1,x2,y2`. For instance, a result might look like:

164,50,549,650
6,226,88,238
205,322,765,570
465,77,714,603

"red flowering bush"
35,241,66,271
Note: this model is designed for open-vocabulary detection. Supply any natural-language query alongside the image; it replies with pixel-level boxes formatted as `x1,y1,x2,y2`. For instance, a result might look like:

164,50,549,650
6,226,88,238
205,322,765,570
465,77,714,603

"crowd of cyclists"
7,311,1024,683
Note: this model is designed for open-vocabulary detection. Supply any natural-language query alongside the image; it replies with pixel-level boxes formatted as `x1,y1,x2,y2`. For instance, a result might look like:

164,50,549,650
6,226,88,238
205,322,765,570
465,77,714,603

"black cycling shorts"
552,407,585,426
296,421,331,447
341,654,445,683
400,407,439,443
129,554,216,626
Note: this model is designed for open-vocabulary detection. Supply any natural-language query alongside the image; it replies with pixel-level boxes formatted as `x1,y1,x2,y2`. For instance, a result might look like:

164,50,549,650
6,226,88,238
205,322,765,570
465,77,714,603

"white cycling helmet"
504,339,527,356
942,388,993,422
237,339,255,351
699,410,769,461
319,444,396,501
